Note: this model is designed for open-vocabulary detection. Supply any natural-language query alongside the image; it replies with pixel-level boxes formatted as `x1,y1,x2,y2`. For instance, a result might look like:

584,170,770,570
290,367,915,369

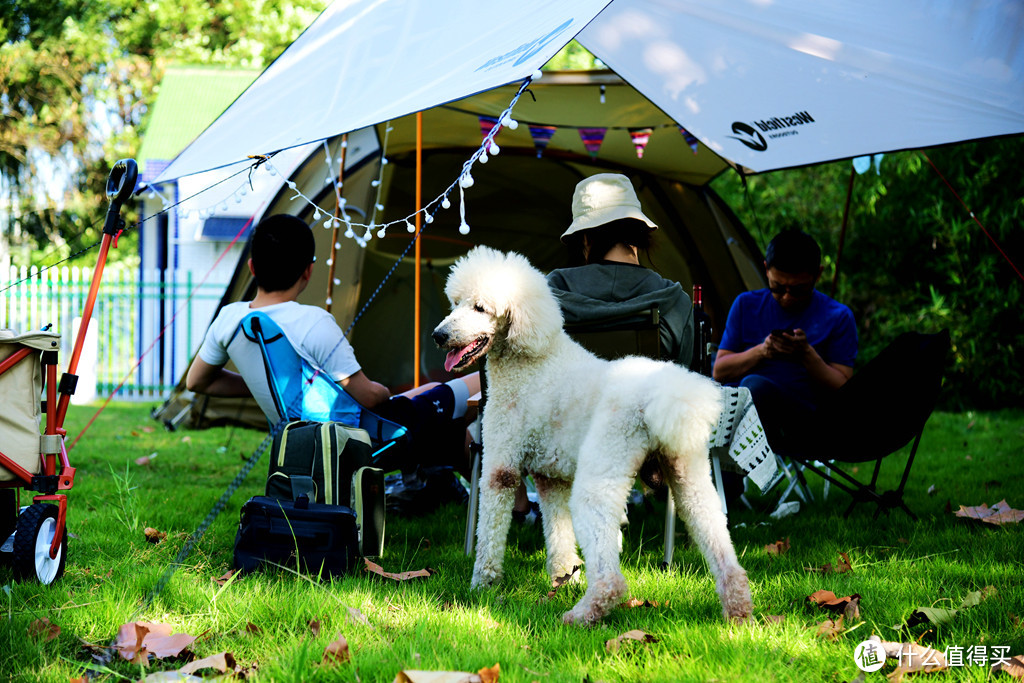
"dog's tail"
646,368,722,457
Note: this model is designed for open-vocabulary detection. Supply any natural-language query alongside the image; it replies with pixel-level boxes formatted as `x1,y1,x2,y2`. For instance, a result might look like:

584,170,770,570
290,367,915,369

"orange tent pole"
414,112,423,388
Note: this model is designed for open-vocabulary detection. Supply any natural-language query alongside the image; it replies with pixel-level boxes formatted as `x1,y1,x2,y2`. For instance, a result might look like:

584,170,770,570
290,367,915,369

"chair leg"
464,446,482,556
710,451,728,516
662,490,676,567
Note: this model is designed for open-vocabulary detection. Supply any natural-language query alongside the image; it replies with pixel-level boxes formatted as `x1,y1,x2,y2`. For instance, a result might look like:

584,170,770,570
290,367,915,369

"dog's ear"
500,254,564,355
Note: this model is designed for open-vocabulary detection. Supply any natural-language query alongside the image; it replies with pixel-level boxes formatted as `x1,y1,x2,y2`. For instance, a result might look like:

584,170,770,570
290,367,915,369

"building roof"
138,66,259,180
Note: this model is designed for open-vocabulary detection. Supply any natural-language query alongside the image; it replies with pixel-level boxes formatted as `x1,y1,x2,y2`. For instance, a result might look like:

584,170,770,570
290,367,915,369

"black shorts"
375,384,464,470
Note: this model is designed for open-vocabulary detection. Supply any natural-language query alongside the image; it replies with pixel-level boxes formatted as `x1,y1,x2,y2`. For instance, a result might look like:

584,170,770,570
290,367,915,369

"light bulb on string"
333,278,341,286
371,179,379,187
313,209,322,221
323,218,333,228
600,85,606,104
479,152,489,164
425,214,434,224
377,227,387,239
326,258,333,266
488,142,500,156
234,194,242,204
405,220,415,233
441,197,451,210
326,297,333,305
531,69,542,81
344,226,354,238
240,187,247,196
460,173,474,188
459,220,471,235
334,242,341,249
375,203,384,212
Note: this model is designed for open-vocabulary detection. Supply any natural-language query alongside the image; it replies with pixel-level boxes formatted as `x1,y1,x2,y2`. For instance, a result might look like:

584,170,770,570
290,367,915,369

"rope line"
920,151,1023,283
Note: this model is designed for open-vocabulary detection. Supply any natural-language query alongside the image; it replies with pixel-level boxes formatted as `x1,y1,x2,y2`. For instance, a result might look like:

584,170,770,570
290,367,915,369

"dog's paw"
471,568,502,589
561,605,598,627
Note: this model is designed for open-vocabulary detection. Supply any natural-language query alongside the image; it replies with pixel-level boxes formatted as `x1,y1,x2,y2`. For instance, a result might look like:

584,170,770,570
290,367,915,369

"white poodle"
433,246,753,625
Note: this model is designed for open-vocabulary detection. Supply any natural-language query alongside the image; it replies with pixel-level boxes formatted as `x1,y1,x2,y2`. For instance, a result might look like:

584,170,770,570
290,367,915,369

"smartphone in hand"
771,328,795,337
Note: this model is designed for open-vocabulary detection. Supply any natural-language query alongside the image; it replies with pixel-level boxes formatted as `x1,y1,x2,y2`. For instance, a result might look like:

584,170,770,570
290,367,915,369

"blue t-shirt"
719,288,858,403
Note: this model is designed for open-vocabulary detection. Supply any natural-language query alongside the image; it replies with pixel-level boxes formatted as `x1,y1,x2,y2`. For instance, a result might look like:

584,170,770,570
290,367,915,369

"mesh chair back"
824,330,950,463
564,308,663,360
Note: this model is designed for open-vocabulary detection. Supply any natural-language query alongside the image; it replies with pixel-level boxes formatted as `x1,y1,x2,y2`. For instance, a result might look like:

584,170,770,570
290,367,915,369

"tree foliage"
712,137,1024,408
0,0,327,269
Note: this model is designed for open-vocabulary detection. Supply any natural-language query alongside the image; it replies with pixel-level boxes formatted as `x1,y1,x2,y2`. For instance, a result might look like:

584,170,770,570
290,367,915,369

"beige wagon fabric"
0,329,61,481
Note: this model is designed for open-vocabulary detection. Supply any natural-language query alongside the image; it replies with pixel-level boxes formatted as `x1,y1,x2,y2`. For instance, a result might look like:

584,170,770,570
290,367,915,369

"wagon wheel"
13,503,67,584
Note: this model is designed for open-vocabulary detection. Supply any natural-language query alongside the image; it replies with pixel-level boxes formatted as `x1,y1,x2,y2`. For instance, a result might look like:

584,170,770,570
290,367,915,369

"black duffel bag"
233,495,360,578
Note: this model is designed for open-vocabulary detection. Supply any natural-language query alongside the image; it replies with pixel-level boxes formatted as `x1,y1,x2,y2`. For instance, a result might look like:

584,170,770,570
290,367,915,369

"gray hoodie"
547,262,694,367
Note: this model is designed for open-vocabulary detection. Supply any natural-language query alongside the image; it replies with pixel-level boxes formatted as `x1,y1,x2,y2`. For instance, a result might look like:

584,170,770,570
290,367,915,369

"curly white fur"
433,247,753,625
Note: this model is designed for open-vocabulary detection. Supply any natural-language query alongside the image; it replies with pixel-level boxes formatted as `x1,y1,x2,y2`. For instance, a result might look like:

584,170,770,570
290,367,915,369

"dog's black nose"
432,328,449,346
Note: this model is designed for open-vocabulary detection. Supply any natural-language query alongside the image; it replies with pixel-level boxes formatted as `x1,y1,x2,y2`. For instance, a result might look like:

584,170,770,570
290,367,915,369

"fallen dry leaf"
844,597,862,622
213,570,237,586
181,435,192,444
807,590,861,613
955,500,1024,526
605,629,658,653
245,622,261,634
309,619,322,637
114,621,197,662
394,671,486,682
346,606,372,627
364,558,434,581
28,617,60,642
815,615,844,640
837,552,853,574
179,652,236,675
992,655,1024,679
144,527,167,544
477,663,500,683
135,455,152,466
903,585,997,628
551,566,581,588
765,537,791,555
322,634,350,665
621,598,660,609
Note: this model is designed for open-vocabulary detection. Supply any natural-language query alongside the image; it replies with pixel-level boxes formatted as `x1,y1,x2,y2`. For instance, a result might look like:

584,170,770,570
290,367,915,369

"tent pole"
326,134,348,313
831,166,855,298
414,112,423,388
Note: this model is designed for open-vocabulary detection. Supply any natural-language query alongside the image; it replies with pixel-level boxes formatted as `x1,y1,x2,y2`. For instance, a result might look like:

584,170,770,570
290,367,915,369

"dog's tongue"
444,345,471,372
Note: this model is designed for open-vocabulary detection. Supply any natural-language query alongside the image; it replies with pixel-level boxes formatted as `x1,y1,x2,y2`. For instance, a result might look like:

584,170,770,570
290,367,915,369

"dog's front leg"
471,455,520,588
534,474,582,582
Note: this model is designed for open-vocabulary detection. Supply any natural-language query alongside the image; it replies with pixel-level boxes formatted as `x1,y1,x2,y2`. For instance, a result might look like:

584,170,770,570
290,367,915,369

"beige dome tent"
154,72,766,429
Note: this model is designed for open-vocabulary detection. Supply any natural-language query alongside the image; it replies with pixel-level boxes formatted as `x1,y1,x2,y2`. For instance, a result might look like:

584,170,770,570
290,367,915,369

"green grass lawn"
2,404,1022,682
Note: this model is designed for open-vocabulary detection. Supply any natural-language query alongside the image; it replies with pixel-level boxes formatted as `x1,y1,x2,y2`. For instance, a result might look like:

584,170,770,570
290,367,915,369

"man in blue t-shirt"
713,229,858,453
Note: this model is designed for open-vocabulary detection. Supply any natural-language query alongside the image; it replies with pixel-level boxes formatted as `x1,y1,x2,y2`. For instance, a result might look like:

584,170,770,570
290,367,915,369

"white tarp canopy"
154,0,1024,185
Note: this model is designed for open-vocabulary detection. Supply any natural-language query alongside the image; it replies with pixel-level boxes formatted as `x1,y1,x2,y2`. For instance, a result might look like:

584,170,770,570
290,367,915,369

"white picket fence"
1,264,227,401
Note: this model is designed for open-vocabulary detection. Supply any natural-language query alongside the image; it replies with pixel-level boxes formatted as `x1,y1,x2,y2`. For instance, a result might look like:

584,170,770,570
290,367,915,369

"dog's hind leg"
471,458,520,589
534,474,581,583
562,441,638,625
665,451,753,622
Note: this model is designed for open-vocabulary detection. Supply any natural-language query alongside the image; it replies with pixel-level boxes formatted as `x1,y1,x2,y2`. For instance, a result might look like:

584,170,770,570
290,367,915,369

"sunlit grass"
0,405,1021,681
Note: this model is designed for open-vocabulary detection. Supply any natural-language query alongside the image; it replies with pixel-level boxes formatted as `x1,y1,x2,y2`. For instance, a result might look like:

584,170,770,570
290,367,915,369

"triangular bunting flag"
479,116,501,144
528,125,558,158
679,127,699,155
628,127,654,159
578,127,607,158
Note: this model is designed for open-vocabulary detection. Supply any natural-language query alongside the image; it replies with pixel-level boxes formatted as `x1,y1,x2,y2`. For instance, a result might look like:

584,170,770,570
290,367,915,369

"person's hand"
762,329,809,358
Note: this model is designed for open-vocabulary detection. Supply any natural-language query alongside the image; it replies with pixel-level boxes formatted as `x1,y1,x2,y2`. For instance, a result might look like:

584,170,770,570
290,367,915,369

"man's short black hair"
564,218,654,267
765,229,821,274
250,214,316,292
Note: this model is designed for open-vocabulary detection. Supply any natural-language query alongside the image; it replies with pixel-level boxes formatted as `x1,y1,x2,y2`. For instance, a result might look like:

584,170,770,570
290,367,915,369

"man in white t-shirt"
186,214,480,474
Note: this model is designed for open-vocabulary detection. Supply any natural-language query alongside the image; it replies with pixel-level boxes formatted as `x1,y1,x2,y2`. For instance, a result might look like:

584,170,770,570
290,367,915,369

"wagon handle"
103,158,138,235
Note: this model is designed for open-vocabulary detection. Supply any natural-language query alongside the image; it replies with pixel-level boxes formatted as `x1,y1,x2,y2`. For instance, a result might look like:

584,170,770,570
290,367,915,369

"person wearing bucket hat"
547,173,694,367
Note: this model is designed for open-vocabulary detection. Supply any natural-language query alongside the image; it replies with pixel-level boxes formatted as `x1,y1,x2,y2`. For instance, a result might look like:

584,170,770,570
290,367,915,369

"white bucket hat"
561,173,658,242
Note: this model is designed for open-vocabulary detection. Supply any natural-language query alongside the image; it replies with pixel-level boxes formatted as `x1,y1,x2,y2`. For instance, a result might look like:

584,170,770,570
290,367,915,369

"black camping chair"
772,330,950,520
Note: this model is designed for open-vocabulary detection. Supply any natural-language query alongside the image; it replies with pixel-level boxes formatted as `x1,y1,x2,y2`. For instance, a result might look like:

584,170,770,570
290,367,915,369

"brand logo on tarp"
474,19,574,72
728,111,816,151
